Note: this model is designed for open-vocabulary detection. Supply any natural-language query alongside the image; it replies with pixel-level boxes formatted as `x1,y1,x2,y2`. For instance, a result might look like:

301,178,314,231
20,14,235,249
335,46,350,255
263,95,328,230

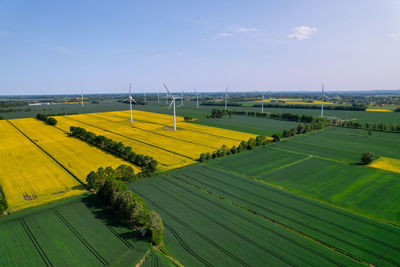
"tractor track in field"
7,120,86,188
54,210,109,265
209,162,400,234
80,201,148,254
188,168,400,252
146,182,300,266
160,178,343,267
21,219,53,267
165,224,212,267
89,113,219,150
173,171,398,265
63,116,194,161
132,190,251,267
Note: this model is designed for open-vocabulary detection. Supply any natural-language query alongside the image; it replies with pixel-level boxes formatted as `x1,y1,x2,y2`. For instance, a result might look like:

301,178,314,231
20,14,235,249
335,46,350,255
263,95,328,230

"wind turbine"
224,86,229,110
181,90,184,106
157,91,160,104
257,89,272,113
81,89,84,107
163,83,182,131
320,83,328,117
194,88,199,108
144,92,147,103
125,84,136,122
165,92,168,105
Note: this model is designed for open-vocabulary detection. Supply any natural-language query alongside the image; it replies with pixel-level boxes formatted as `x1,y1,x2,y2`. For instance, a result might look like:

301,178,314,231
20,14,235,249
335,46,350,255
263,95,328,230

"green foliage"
252,102,367,111
86,165,138,190
146,211,164,246
93,168,164,246
36,113,58,126
183,116,194,121
271,133,280,142
340,120,400,133
361,152,377,164
394,107,400,112
70,126,157,174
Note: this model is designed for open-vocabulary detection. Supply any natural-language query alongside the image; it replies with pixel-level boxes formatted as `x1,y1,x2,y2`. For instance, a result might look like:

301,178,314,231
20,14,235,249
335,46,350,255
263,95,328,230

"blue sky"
0,0,399,95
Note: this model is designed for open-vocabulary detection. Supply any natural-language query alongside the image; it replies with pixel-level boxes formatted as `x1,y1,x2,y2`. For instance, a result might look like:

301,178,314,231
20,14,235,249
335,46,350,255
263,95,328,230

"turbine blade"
163,83,172,96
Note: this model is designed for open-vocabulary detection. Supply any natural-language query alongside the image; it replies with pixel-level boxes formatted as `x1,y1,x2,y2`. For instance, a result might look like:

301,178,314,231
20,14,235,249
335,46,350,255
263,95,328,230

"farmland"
54,110,256,170
210,126,400,224
0,120,86,211
0,195,161,266
131,173,363,266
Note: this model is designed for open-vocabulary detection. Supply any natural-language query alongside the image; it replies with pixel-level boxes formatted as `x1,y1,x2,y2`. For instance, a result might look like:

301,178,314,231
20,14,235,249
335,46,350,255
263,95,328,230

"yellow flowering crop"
365,109,392,112
57,110,257,171
0,121,86,212
369,157,400,174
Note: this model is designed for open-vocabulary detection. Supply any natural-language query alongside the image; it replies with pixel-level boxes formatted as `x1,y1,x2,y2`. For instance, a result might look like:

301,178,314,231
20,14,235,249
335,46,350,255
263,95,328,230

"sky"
0,0,399,95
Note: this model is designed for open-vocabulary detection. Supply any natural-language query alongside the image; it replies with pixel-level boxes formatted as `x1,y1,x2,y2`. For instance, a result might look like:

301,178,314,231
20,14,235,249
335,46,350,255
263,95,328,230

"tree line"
339,120,400,133
87,165,164,246
0,185,7,214
199,135,270,162
252,103,367,111
201,101,242,107
36,113,58,126
69,126,158,174
199,119,333,162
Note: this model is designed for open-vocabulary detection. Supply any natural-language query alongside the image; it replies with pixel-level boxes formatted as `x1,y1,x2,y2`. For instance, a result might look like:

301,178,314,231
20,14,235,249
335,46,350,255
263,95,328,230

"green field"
209,127,400,224
131,174,362,266
0,195,160,266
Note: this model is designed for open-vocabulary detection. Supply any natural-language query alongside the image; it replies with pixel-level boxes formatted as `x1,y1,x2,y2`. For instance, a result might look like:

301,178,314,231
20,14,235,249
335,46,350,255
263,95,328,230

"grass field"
210,127,400,224
131,173,362,266
0,195,153,266
0,121,85,211
54,110,256,170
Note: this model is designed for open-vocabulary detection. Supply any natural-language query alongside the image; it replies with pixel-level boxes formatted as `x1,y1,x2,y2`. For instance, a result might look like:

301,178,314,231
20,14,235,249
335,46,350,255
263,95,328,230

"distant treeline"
252,103,367,111
199,135,270,162
210,108,335,124
201,101,242,107
36,113,58,126
70,126,158,174
87,166,164,246
339,121,400,133
0,185,7,214
46,112,78,116
0,107,32,113
0,101,29,108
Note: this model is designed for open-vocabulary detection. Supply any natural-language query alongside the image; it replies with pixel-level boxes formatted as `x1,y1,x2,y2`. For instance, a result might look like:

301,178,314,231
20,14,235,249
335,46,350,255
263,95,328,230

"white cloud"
217,32,234,37
288,26,317,40
236,27,258,33
389,32,400,40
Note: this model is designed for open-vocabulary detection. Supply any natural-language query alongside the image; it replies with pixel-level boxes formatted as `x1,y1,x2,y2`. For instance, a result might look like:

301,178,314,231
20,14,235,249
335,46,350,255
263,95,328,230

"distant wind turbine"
181,90,184,106
320,83,329,117
194,88,199,108
224,86,229,110
81,89,84,107
164,83,182,131
157,91,160,104
125,84,136,122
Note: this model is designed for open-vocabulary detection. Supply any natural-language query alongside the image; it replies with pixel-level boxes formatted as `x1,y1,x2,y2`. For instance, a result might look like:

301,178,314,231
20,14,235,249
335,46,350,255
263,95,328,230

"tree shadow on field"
80,195,144,244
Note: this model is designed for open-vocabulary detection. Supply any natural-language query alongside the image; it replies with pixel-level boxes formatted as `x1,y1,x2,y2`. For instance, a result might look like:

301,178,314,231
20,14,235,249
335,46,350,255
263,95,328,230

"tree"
146,211,164,246
361,152,377,165
46,117,58,126
199,153,207,162
272,133,280,142
368,129,372,136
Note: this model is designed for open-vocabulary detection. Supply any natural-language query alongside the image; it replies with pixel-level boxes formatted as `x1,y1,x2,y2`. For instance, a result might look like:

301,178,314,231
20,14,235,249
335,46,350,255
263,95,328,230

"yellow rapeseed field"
58,110,256,170
0,121,86,211
369,157,400,174
10,118,141,179
365,109,392,112
256,99,335,105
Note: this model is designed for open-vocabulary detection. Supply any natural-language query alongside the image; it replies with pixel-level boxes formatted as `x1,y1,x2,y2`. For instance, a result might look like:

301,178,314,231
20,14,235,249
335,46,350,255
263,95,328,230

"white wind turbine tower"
158,91,160,104
164,83,182,131
144,92,147,103
194,88,199,108
320,83,328,117
165,91,168,105
81,89,84,107
181,90,184,106
224,86,229,110
125,84,136,122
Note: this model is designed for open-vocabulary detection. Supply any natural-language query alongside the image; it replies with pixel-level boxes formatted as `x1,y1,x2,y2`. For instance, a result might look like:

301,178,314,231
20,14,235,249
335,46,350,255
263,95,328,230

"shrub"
361,152,377,165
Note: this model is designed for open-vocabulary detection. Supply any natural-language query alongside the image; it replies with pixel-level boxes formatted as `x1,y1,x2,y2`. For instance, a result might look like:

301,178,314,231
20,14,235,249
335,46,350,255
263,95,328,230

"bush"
146,211,164,246
36,113,58,126
361,152,377,165
184,116,194,121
